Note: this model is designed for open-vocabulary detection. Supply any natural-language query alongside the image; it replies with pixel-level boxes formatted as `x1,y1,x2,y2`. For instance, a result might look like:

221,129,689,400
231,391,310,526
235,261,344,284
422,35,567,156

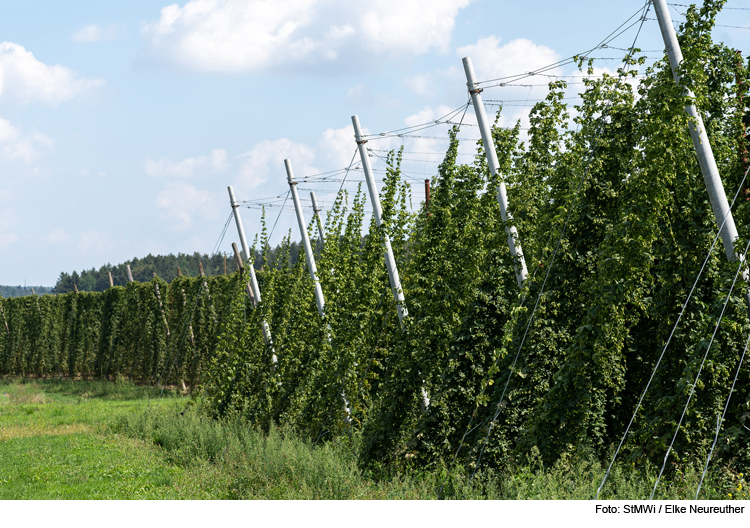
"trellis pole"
310,191,325,246
233,243,257,307
286,160,326,317
653,0,738,261
462,56,529,288
352,115,408,323
227,185,274,348
353,115,429,410
288,161,350,421
653,0,750,307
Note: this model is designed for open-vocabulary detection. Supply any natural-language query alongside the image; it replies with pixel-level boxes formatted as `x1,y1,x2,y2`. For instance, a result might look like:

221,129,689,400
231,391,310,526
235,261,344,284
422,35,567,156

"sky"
3,0,750,286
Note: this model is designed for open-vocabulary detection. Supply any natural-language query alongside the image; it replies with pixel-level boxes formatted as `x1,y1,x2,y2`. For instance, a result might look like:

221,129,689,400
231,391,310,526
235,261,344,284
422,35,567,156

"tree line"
52,243,303,294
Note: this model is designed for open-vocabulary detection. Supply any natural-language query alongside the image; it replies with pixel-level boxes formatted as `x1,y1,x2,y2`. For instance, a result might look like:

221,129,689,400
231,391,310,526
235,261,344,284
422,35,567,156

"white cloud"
360,0,470,54
0,117,19,142
140,0,472,72
236,138,317,191
0,117,54,163
146,148,230,177
72,24,127,43
318,125,359,169
142,0,324,72
0,42,104,104
456,37,561,84
210,148,230,170
155,181,215,229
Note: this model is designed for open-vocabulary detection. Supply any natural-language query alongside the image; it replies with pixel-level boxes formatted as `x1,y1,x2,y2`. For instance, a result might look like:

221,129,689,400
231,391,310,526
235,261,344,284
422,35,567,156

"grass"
0,377,748,499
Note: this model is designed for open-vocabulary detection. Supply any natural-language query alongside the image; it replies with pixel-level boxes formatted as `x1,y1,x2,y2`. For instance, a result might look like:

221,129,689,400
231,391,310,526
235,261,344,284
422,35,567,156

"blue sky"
2,0,750,286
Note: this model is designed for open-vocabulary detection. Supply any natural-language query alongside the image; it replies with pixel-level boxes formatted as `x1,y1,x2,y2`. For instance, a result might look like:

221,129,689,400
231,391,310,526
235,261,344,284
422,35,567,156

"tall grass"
3,378,745,500
110,403,749,500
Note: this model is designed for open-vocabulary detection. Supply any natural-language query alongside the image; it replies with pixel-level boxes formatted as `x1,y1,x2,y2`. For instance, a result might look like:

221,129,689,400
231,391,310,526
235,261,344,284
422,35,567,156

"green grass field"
0,378,747,500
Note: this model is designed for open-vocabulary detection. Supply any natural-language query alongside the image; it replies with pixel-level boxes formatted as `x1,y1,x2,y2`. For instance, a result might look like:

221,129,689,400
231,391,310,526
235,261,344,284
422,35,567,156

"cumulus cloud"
0,116,53,163
210,148,230,171
72,24,127,42
140,0,472,72
318,125,359,169
155,181,216,229
1,131,54,163
236,138,317,192
456,36,561,84
360,0,470,54
0,117,19,142
0,42,104,104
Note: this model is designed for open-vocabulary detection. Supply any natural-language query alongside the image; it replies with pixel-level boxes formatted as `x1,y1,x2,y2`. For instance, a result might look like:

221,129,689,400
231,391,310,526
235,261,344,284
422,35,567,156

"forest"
51,244,303,294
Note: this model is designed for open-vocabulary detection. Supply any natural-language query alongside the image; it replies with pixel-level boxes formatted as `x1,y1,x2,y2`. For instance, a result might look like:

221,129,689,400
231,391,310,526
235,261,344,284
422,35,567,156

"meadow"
0,377,746,500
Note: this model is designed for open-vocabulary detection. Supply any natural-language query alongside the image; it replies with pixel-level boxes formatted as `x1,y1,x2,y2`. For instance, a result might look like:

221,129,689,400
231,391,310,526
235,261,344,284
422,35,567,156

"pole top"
462,56,478,90
227,185,238,207
284,158,296,185
351,115,364,141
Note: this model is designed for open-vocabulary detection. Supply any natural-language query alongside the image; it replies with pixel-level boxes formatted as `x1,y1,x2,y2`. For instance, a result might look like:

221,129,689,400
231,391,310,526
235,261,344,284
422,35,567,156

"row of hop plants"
201,0,750,481
0,274,240,387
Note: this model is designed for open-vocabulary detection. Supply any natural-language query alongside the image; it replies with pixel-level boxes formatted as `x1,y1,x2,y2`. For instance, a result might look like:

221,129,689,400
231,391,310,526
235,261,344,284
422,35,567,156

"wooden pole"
126,265,134,283
177,266,182,277
108,272,114,288
233,243,256,307
73,284,78,294
232,243,244,271
310,191,325,246
0,303,10,334
424,179,431,213
196,262,217,324
152,272,170,338
179,284,196,394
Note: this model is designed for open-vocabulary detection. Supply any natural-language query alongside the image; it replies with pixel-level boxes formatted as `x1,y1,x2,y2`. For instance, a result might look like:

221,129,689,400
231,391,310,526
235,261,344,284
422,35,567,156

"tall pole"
352,115,408,323
286,159,326,318
653,0,738,262
310,191,325,246
652,0,750,310
227,185,274,348
463,56,529,288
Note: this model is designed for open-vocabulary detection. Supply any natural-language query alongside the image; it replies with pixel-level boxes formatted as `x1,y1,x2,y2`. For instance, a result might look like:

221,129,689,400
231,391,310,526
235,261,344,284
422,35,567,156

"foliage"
0,274,239,387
